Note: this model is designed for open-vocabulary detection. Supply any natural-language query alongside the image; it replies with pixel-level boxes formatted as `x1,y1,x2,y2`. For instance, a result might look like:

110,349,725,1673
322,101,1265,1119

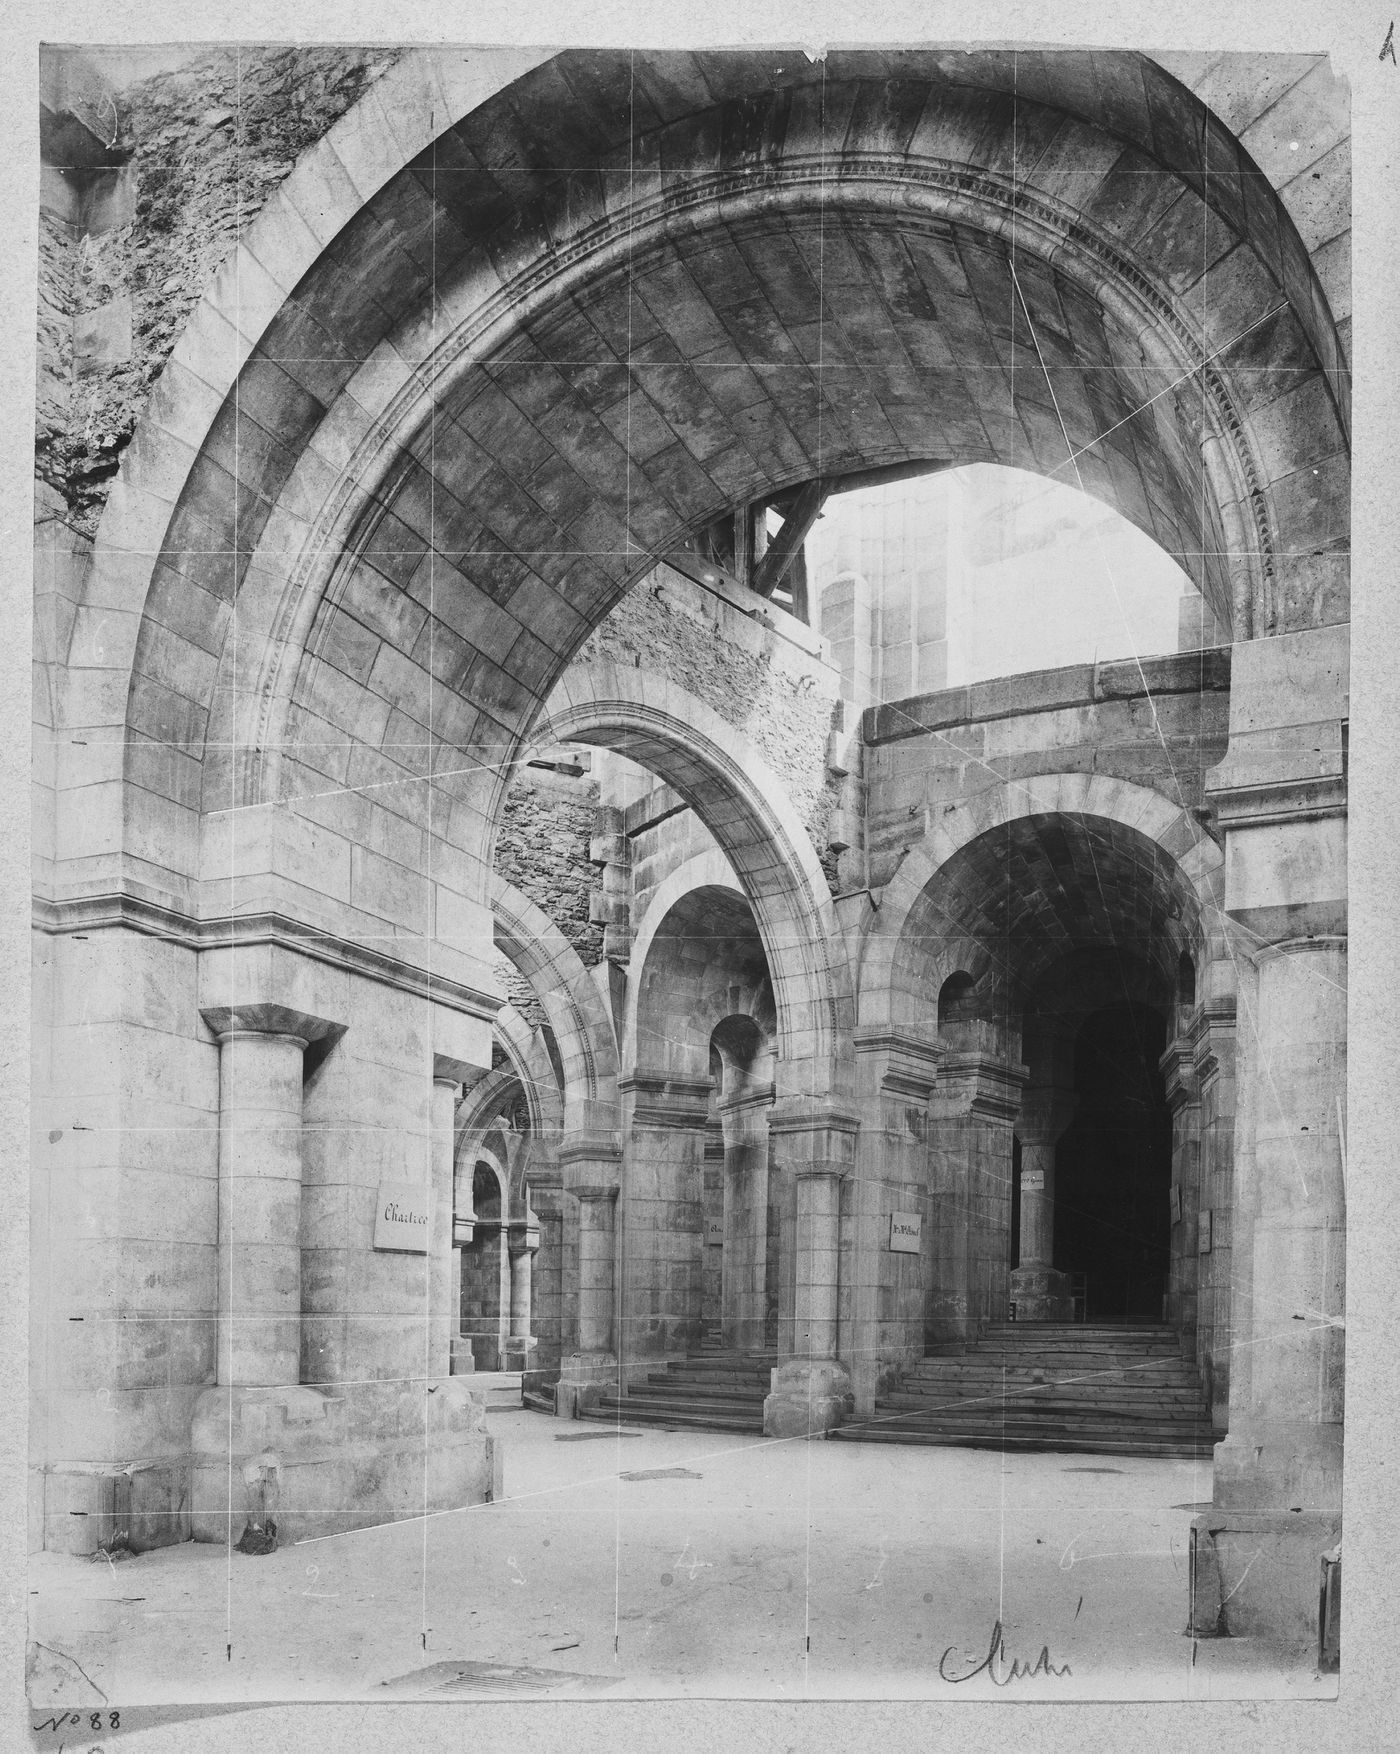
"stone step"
614,1391,766,1418
870,1410,1214,1440
856,1402,1212,1431
662,1368,774,1387
885,1391,1208,1418
982,1322,1177,1337
914,1353,1194,1375
907,1367,1201,1391
832,1426,1211,1458
640,1378,767,1402
585,1399,762,1434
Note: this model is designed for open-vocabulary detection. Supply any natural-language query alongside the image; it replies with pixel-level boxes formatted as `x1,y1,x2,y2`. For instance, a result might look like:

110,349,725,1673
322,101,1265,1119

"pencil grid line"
40,45,1349,1687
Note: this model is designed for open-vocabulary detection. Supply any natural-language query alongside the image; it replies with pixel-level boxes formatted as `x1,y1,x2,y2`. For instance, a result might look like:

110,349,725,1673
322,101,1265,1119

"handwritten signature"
939,1618,1072,1685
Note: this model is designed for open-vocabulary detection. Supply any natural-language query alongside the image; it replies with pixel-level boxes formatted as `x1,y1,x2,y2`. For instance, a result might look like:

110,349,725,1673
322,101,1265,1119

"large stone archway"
46,49,1346,953
31,44,1350,1662
542,661,849,1095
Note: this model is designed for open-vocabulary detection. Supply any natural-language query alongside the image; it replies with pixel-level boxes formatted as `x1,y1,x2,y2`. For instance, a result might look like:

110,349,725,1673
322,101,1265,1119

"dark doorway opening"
1053,1003,1172,1323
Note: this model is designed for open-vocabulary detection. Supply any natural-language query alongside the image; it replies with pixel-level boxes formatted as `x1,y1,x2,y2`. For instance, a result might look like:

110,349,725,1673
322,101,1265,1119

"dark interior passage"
1053,1003,1172,1323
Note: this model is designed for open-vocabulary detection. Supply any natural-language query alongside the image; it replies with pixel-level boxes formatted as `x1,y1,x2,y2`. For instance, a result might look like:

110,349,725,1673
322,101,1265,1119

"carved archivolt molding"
248,156,1288,812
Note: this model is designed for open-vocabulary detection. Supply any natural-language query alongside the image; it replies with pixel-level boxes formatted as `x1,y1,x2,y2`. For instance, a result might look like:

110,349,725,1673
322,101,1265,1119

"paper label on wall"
1020,1169,1045,1191
374,1180,431,1252
889,1211,922,1254
706,1217,724,1247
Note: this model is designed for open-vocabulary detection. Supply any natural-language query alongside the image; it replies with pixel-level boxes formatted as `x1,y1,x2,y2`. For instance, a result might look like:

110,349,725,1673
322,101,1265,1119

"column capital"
557,1135,622,1199
200,1002,345,1045
621,1070,714,1129
1188,1000,1237,1088
1159,1037,1200,1113
507,1216,541,1255
717,1082,775,1119
930,1051,1028,1122
767,1095,859,1180
1017,1085,1076,1146
852,1024,943,1100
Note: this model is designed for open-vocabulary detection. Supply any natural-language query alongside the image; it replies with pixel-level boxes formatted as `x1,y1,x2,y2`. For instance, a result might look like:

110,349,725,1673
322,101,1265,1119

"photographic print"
27,30,1358,1717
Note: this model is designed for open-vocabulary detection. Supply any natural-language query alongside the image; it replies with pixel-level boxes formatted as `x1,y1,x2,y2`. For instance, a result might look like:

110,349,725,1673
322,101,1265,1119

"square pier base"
1188,1509,1342,1658
555,1351,616,1418
190,1379,500,1545
763,1358,854,1438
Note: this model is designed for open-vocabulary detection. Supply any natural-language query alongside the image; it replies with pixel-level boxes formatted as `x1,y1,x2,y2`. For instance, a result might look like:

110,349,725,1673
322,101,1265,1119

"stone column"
1188,621,1347,1656
618,1072,712,1368
718,1086,773,1353
430,1054,475,1380
575,1194,616,1351
1191,992,1237,1432
522,1151,565,1381
1009,1086,1075,1320
848,1026,943,1415
1160,1036,1202,1350
200,1003,343,1387
927,1037,1026,1345
763,1096,860,1437
502,1209,541,1370
555,1134,621,1417
450,1156,476,1375
1214,937,1346,1508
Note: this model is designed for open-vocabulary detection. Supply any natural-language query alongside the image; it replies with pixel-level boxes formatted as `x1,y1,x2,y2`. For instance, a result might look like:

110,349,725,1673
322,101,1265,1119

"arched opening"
886,804,1208,1338
937,971,978,1028
1053,1003,1174,1323
807,462,1216,707
460,1161,509,1371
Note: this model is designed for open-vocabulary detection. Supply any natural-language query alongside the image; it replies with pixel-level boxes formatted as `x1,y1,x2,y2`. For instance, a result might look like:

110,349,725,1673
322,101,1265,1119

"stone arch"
54,48,1349,940
490,873,619,1132
544,662,852,1094
937,970,978,1027
626,847,745,991
628,878,775,1080
488,1002,564,1143
858,772,1225,1031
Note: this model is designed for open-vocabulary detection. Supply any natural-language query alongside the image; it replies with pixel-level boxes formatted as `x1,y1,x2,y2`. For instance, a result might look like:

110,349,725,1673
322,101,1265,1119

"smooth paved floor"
28,1408,1337,1704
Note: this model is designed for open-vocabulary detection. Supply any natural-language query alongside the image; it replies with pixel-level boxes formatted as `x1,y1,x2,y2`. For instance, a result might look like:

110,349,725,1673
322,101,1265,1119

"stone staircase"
832,1322,1215,1459
575,1348,773,1434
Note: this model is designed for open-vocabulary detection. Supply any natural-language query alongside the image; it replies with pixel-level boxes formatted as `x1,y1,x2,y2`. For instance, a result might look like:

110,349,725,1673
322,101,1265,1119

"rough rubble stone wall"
493,769,604,969
579,568,844,868
36,210,77,487
491,950,547,1037
37,46,403,528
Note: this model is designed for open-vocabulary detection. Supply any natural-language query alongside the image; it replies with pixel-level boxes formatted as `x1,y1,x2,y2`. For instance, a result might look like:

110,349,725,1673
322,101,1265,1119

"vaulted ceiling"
900,810,1202,1009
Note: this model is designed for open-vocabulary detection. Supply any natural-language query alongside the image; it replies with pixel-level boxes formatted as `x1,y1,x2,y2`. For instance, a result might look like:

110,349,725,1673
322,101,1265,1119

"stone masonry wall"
38,46,402,529
580,564,844,858
493,766,604,969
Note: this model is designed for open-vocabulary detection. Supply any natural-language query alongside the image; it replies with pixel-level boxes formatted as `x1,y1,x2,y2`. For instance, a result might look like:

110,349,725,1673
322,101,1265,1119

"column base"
501,1335,539,1369
449,1335,476,1374
763,1358,853,1438
1188,1509,1341,1658
555,1351,616,1418
1009,1264,1073,1321
190,1381,500,1545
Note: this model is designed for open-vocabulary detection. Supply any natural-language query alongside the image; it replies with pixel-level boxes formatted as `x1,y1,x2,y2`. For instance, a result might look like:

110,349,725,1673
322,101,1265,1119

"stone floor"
28,1408,1337,1705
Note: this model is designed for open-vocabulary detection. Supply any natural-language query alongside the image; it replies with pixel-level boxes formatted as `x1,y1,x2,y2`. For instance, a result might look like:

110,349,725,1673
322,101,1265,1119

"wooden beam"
751,477,829,598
